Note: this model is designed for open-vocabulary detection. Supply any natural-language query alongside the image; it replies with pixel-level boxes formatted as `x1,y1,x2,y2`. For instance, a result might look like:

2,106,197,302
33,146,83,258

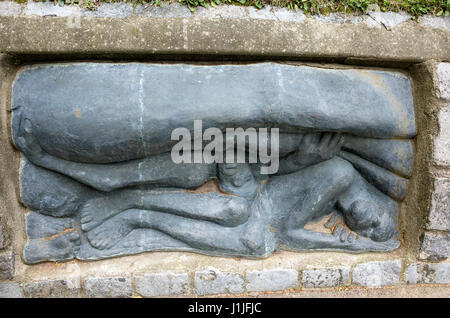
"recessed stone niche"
10,62,416,264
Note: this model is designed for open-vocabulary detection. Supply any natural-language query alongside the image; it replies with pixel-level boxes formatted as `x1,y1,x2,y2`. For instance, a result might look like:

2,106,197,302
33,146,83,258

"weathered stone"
135,272,189,297
196,5,248,19
434,107,450,166
367,12,411,30
419,15,450,31
0,11,449,63
313,12,380,28
0,220,4,250
427,177,450,230
194,268,244,295
22,279,80,298
436,63,450,100
246,269,298,292
82,3,133,18
405,263,450,284
352,260,401,287
248,6,305,22
0,251,14,280
301,267,350,288
0,1,22,16
420,232,450,261
14,63,412,263
0,282,23,298
134,3,190,18
24,2,78,17
84,277,132,298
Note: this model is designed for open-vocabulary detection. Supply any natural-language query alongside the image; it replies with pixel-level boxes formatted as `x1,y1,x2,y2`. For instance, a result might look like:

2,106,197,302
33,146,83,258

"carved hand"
293,132,344,167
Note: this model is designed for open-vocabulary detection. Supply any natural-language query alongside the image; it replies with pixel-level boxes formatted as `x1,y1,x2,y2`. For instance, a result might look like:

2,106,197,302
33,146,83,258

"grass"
14,0,450,19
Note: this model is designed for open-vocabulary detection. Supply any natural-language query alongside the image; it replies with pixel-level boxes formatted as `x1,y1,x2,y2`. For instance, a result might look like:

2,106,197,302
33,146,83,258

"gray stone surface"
0,251,14,280
427,177,450,231
352,260,401,287
13,63,412,263
0,282,23,298
248,6,305,22
246,269,298,292
368,11,411,30
135,3,190,18
436,63,450,100
302,267,350,288
22,279,80,298
313,12,379,28
194,268,244,295
405,263,450,284
420,232,450,261
84,277,132,298
0,1,22,16
0,219,3,250
434,106,450,166
135,272,189,297
434,107,450,166
24,2,78,17
196,5,248,19
419,15,450,31
82,3,133,18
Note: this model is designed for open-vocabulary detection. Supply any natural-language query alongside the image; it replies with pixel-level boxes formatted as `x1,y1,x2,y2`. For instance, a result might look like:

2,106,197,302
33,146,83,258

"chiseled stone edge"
436,63,450,100
419,232,450,261
405,263,450,284
22,279,81,298
0,260,447,297
427,177,450,231
194,267,244,295
0,2,449,63
84,276,132,298
302,267,350,288
434,107,450,166
135,272,190,297
246,269,298,292
0,282,23,298
352,260,402,287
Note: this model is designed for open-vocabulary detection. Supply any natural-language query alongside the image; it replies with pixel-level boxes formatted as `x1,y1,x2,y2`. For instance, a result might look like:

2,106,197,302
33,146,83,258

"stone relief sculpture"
10,63,415,263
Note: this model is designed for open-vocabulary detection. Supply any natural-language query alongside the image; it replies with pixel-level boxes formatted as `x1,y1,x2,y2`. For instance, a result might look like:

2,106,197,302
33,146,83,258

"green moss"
13,0,450,18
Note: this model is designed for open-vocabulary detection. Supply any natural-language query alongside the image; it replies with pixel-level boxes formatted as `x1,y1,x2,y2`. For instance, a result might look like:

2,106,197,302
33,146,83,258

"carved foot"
87,209,140,250
80,194,134,232
26,212,74,239
23,229,81,264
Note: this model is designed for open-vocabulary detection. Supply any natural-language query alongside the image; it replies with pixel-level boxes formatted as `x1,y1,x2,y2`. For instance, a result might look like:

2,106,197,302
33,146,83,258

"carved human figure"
82,133,399,255
16,113,399,259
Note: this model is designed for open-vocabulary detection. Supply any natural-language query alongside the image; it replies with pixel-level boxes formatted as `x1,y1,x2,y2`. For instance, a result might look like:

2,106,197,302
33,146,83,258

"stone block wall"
418,63,450,263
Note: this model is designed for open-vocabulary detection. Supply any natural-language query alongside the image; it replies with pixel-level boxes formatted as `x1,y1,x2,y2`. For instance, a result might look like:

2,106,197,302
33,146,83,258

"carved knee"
223,198,250,227
326,158,356,189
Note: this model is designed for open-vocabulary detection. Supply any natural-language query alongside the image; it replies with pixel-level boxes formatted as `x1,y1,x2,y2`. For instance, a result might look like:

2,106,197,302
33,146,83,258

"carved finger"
340,228,349,242
300,133,314,148
328,133,342,149
347,232,357,243
319,132,333,149
332,134,345,153
325,212,339,229
333,224,343,237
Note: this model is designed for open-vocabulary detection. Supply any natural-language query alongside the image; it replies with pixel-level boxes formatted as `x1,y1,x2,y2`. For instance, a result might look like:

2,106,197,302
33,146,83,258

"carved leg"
81,189,250,231
283,227,395,251
283,157,356,231
87,209,249,254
